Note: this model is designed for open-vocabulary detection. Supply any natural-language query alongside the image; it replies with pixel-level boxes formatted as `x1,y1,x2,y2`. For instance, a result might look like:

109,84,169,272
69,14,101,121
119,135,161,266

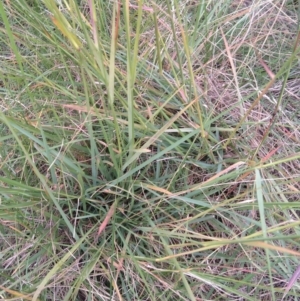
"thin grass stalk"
251,27,300,160
153,7,162,75
108,1,123,158
0,1,24,73
165,1,184,81
123,0,135,160
255,168,275,299
173,0,205,138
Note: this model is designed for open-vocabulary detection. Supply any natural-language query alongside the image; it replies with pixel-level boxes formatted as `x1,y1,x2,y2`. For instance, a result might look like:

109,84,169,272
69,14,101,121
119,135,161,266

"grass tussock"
0,0,300,300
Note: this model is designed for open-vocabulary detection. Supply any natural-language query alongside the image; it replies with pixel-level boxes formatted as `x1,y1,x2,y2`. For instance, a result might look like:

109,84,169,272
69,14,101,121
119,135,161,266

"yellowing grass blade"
50,16,82,50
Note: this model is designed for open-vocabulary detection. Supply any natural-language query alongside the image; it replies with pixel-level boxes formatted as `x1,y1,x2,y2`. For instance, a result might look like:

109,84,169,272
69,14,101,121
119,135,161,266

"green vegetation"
0,0,300,300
